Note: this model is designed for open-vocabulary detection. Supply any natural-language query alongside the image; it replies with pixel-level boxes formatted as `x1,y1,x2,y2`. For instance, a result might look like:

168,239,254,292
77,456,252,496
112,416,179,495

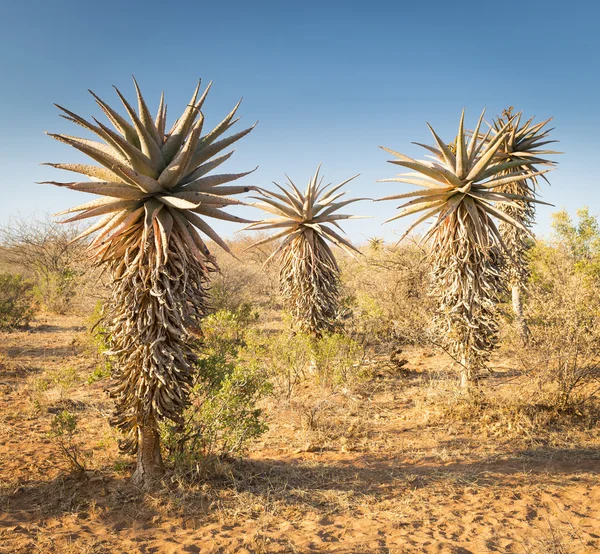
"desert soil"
1,314,599,553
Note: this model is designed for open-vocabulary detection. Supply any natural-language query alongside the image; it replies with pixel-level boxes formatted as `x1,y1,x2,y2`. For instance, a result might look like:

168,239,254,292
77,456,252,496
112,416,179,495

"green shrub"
0,272,36,329
86,301,111,383
48,410,86,472
243,327,368,397
162,357,271,474
243,328,314,399
162,309,270,476
313,332,367,387
201,304,258,356
33,267,80,314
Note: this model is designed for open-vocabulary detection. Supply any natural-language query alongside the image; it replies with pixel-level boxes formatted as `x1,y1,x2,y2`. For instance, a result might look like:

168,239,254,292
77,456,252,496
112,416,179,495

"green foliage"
243,328,314,398
550,207,600,279
162,308,270,475
243,325,367,397
0,272,36,329
48,410,86,472
313,332,366,387
342,290,390,342
86,301,111,383
523,211,600,410
33,267,80,314
201,304,258,356
88,364,111,385
33,366,81,396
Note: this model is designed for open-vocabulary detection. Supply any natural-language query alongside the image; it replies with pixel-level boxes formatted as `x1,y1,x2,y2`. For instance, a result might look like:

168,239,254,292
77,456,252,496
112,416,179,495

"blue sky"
1,0,598,244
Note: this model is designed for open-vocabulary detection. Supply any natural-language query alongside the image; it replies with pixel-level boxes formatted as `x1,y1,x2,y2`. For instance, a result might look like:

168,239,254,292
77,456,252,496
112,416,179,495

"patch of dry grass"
1,303,599,553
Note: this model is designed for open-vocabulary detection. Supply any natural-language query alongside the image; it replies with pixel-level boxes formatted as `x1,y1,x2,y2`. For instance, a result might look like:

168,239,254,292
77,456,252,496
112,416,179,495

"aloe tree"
378,110,551,388
489,108,559,342
44,78,256,486
245,165,364,336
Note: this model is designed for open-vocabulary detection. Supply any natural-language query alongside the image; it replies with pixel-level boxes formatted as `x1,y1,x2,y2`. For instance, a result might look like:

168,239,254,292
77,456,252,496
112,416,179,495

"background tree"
378,110,551,388
551,207,600,271
245,165,364,336
489,108,559,342
45,78,256,487
0,217,89,313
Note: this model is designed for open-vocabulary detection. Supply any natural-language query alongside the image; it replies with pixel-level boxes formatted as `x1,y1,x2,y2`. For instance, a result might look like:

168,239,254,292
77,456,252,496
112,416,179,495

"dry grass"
1,312,599,553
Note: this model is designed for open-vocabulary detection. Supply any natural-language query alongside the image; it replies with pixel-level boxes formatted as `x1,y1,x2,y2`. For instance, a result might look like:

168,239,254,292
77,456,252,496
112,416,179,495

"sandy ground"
1,314,599,553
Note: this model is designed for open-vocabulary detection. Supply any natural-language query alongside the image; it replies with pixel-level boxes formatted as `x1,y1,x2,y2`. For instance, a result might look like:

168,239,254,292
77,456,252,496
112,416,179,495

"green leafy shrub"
162,358,271,474
201,305,258,355
86,301,111,383
550,207,600,279
33,267,80,314
313,332,367,387
48,410,86,472
243,328,314,399
243,327,368,397
0,272,36,329
162,309,270,476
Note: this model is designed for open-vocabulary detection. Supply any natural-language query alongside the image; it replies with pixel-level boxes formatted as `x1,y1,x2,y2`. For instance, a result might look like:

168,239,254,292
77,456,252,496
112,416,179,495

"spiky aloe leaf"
246,165,366,334
488,107,560,342
377,109,553,386
45,77,257,273
44,78,256,482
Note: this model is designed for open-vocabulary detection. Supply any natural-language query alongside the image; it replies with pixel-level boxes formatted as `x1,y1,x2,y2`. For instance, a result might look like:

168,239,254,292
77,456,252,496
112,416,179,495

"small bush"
0,272,36,329
48,410,86,472
244,328,314,399
244,327,368,398
313,332,367,387
340,240,433,346
162,358,271,475
201,305,258,355
86,301,111,383
162,309,270,477
33,267,80,314
32,366,81,396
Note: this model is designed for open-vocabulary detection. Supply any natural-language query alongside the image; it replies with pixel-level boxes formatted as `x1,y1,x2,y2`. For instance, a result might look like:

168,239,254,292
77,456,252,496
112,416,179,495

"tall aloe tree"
245,165,363,336
378,110,551,388
489,108,559,342
44,78,256,486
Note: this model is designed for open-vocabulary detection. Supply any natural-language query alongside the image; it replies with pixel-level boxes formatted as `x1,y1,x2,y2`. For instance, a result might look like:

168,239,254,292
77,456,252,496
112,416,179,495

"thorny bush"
0,272,36,330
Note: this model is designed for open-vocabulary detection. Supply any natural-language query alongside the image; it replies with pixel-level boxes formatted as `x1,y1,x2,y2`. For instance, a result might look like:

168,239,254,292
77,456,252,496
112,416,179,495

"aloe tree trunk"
131,422,165,488
459,347,474,390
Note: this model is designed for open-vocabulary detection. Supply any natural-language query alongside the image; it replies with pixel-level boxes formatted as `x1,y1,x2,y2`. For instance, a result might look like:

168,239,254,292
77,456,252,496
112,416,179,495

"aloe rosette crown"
246,165,364,334
44,78,256,484
491,106,560,257
378,109,552,385
44,78,256,272
490,108,560,340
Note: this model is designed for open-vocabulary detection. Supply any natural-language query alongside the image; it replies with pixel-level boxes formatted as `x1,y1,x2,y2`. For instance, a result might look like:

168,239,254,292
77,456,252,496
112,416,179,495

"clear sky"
1,0,598,244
